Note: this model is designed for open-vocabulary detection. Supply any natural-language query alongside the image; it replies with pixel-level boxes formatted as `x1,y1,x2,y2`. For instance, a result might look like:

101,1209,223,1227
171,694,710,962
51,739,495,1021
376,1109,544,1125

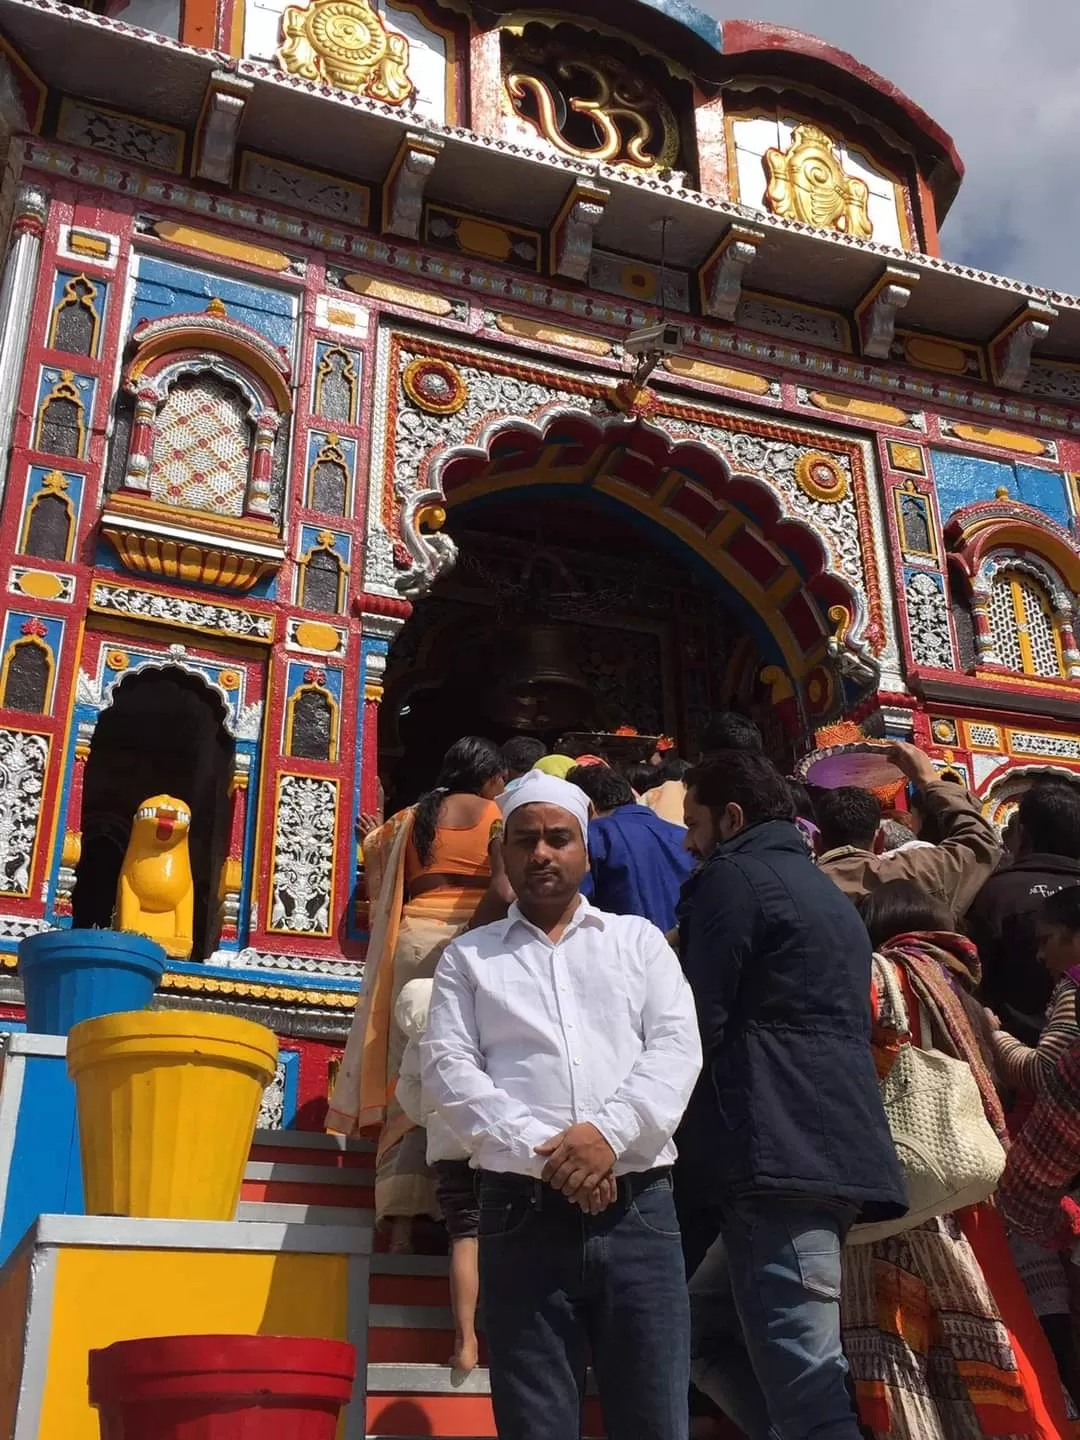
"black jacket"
678,820,906,1221
967,854,1080,1046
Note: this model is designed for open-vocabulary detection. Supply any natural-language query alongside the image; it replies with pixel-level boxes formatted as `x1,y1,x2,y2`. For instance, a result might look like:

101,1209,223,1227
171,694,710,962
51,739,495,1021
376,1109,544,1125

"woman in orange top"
329,737,509,1245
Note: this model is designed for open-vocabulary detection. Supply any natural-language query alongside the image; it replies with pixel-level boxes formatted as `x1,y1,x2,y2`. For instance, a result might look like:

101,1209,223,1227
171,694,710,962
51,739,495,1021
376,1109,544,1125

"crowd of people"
328,715,1080,1440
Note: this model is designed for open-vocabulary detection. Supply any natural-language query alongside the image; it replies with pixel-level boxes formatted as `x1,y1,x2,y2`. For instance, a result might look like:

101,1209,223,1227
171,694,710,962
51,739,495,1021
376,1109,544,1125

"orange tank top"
404,799,501,885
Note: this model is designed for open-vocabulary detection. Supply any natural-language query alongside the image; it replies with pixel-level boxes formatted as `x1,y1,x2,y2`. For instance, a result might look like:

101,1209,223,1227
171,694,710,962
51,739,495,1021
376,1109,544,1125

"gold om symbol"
508,57,679,171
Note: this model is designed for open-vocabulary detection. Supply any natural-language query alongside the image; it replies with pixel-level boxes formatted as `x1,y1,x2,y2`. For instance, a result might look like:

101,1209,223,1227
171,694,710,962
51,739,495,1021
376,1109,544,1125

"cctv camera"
623,322,685,357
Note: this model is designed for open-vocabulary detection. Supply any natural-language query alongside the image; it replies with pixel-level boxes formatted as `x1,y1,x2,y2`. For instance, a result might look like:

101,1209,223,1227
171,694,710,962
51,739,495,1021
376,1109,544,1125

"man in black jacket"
967,779,1080,1045
679,752,906,1440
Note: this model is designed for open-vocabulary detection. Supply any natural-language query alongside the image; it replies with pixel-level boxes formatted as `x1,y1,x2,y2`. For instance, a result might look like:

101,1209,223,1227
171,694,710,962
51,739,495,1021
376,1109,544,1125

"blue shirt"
580,804,694,933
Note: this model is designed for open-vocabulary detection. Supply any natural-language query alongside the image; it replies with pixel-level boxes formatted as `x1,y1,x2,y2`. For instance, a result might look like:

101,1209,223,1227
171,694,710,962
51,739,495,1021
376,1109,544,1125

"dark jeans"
690,1193,861,1440
478,1168,690,1440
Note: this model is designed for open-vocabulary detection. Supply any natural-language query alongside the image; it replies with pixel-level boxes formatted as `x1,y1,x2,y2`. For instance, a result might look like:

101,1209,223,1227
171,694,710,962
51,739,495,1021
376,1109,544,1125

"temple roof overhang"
0,0,1072,373
474,6,964,213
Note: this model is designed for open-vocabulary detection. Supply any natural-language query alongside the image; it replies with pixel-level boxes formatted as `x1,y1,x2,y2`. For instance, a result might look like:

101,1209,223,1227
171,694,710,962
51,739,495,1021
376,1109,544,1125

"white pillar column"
0,182,48,502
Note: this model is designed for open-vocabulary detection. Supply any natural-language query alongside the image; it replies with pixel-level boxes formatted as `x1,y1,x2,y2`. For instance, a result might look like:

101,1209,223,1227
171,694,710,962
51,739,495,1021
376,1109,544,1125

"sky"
695,0,1080,295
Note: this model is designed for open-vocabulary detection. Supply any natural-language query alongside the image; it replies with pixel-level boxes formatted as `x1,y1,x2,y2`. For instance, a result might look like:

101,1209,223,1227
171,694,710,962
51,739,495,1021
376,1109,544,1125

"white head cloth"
497,770,590,850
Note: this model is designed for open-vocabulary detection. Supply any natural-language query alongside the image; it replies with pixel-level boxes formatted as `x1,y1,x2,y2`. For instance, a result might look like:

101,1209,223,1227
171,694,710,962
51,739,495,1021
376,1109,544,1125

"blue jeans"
478,1169,690,1440
689,1194,861,1440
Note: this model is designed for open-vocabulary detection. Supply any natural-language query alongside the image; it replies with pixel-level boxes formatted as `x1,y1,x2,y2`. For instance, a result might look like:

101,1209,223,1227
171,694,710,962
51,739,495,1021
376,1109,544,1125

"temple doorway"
380,491,787,809
71,666,235,960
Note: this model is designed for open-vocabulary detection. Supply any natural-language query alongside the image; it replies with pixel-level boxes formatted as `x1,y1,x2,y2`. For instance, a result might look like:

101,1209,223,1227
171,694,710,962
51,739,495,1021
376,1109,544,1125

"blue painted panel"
0,1053,82,1265
1015,465,1070,527
130,257,297,355
281,1049,300,1129
930,450,1013,522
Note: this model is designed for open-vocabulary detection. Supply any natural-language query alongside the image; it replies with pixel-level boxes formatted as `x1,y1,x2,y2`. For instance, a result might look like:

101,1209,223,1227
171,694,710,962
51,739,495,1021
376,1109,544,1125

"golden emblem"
277,0,414,103
506,49,679,171
764,124,873,239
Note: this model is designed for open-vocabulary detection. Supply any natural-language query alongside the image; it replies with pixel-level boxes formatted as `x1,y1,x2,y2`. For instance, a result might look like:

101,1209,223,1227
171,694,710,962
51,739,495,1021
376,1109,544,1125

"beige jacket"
818,780,1002,918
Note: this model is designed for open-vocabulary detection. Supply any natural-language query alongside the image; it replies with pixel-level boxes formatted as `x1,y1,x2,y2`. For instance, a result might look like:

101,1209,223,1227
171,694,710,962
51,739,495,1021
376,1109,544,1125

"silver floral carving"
58,100,182,171
270,775,337,936
1010,732,1080,760
0,731,49,896
736,296,848,352
240,154,370,225
905,572,954,669
1024,363,1080,403
91,582,274,641
258,1059,287,1129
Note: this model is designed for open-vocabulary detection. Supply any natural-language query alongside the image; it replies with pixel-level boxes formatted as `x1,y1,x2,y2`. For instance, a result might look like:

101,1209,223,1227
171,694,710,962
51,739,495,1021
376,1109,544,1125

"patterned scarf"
882,931,1009,1149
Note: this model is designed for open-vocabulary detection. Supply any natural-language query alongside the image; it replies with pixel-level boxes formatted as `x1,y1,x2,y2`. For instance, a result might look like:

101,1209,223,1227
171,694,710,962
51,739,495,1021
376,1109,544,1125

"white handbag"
847,954,1006,1246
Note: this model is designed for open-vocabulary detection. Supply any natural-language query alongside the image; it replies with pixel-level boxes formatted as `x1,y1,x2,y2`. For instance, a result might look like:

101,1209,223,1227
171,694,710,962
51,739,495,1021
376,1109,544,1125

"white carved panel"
0,730,49,896
269,773,337,935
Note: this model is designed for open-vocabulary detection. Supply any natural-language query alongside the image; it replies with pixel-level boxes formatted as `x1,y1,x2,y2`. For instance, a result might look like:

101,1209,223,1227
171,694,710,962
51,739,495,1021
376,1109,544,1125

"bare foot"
386,1218,413,1254
449,1334,479,1374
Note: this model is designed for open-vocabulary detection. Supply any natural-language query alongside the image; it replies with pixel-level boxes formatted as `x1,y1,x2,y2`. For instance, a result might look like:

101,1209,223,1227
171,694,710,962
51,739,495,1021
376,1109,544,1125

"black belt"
478,1166,671,1208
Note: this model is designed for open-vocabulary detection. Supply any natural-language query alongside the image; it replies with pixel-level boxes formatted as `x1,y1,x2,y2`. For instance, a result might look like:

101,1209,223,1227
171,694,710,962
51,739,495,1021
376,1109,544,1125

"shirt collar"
505,894,607,942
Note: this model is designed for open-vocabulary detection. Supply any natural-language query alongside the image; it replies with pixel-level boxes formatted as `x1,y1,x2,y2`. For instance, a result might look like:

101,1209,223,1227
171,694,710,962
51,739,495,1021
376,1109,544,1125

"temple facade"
0,0,1077,1125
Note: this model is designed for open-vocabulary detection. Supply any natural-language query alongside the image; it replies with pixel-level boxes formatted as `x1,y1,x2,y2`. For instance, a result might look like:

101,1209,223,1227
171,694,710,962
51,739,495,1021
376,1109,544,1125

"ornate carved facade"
0,0,1075,1135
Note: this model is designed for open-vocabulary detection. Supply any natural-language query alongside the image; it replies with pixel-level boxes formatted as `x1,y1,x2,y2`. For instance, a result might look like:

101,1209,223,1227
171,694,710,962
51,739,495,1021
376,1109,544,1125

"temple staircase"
241,1128,607,1438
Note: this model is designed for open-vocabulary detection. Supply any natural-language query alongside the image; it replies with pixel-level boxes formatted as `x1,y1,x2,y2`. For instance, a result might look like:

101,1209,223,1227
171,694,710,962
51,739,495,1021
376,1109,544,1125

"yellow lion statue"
116,795,195,959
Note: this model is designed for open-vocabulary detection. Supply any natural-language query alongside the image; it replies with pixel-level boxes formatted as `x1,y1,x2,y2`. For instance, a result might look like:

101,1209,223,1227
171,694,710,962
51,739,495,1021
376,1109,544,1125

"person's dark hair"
815,787,882,852
655,755,689,783
699,712,765,759
413,737,505,866
500,735,545,779
567,764,634,813
1018,781,1080,859
1041,884,1080,932
686,751,795,828
787,778,816,823
857,880,952,949
627,763,661,795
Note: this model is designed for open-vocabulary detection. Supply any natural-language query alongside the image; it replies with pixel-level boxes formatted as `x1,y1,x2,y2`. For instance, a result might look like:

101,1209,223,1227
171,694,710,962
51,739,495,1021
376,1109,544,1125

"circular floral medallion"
794,452,849,504
403,358,469,415
931,718,958,744
106,649,129,672
218,669,242,692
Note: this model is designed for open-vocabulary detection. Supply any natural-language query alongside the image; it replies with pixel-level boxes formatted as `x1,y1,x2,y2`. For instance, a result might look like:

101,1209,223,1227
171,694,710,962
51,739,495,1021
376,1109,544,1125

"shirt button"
573,1058,582,1066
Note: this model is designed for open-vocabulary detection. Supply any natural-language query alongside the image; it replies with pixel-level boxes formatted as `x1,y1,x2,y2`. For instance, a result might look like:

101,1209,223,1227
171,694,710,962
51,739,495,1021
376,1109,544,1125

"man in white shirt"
423,770,702,1440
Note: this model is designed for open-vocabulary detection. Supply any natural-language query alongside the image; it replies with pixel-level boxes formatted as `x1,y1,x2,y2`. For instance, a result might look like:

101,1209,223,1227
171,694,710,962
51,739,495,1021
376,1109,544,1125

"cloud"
694,0,1080,294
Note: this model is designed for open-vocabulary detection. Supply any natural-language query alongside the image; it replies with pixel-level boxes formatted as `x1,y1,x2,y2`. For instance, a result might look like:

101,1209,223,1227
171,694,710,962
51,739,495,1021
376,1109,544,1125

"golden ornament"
764,124,873,239
277,0,414,103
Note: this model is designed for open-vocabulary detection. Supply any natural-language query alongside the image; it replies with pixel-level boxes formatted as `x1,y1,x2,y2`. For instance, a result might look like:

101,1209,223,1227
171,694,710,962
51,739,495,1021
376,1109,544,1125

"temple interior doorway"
379,492,784,811
71,666,235,960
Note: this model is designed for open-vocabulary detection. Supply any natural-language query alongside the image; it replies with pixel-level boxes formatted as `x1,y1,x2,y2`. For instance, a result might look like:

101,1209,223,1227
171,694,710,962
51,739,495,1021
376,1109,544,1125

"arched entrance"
71,666,235,959
381,411,873,804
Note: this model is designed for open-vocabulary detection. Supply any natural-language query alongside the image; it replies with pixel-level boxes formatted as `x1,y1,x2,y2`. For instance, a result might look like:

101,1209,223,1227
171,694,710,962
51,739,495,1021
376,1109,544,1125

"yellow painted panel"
948,423,1047,456
41,1247,349,1440
152,222,291,273
294,620,341,653
496,314,612,356
342,274,453,315
904,335,969,374
15,569,65,599
0,1249,31,1439
454,219,513,261
807,391,911,426
665,355,771,394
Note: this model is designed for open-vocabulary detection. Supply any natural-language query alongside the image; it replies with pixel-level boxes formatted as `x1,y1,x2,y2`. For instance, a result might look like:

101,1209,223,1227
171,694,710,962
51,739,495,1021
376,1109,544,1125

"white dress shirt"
421,898,702,1177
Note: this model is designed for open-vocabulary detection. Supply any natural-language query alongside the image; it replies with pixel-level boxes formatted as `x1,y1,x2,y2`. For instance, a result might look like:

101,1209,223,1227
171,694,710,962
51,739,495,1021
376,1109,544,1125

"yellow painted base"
0,1217,365,1440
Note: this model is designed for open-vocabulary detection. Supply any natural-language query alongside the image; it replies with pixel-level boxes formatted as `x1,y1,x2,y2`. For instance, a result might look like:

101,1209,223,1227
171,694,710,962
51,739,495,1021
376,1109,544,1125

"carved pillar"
970,589,999,666
218,753,250,948
247,410,279,518
0,183,47,498
123,387,159,493
54,720,93,917
1056,611,1080,680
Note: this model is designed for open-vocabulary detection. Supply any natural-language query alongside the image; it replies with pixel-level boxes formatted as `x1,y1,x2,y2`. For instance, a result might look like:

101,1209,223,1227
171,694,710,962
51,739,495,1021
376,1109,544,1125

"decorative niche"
100,303,291,592
499,20,696,181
